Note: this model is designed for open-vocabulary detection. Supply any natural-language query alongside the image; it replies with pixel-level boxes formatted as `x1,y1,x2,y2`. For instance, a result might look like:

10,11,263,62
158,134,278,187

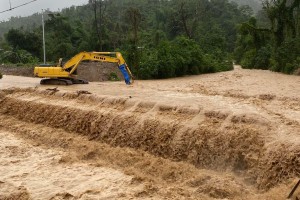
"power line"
0,0,38,14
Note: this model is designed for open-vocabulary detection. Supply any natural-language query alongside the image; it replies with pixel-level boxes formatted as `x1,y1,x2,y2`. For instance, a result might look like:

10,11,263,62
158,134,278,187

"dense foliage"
234,0,300,74
0,0,253,79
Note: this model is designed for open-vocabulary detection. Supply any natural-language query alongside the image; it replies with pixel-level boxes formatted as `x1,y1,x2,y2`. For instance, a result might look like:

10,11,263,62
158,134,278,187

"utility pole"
9,0,12,10
42,9,46,64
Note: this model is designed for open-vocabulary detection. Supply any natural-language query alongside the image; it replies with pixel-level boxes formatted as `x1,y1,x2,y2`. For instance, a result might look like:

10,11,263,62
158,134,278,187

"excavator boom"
34,52,133,85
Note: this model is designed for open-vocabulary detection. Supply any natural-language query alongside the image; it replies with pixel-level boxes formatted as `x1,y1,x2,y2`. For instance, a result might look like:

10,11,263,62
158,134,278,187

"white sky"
0,0,88,21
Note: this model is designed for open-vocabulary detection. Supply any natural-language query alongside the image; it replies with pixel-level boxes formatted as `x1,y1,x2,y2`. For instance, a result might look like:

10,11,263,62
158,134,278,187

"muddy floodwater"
0,66,299,199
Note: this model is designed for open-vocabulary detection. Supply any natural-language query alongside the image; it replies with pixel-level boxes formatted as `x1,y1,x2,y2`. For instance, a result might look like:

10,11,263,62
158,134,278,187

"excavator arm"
34,52,133,85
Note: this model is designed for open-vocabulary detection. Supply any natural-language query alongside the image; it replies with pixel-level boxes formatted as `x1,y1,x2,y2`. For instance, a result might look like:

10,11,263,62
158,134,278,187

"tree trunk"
179,2,192,39
92,0,106,51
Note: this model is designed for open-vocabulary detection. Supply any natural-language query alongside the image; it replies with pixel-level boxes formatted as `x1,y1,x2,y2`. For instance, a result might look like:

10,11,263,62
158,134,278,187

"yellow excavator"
34,52,134,85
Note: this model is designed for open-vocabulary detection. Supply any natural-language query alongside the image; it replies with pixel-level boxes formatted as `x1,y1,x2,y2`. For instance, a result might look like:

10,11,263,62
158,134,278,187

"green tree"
262,0,300,47
235,0,300,74
5,28,42,58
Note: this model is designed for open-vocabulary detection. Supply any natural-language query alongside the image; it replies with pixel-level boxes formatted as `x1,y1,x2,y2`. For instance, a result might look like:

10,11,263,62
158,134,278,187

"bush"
0,49,38,64
240,49,256,68
254,46,271,69
203,53,233,72
138,51,159,79
273,38,300,74
138,36,232,79
108,72,120,81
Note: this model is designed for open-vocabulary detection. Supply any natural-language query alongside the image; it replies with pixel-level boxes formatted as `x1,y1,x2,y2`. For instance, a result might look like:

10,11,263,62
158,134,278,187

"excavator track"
71,79,89,84
40,78,89,85
40,78,73,85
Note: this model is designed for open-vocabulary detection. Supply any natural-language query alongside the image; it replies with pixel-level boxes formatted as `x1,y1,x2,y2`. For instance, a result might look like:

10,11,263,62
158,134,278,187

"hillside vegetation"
0,0,299,78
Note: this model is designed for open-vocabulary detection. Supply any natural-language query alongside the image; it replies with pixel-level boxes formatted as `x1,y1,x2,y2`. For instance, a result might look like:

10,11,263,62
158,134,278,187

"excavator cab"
58,58,63,67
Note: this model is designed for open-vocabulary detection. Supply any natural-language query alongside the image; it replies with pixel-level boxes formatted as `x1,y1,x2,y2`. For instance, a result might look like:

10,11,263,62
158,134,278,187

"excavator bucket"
119,64,132,85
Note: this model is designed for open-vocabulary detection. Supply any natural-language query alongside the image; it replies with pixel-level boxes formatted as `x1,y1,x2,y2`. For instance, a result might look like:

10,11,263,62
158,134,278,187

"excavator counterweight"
34,52,134,85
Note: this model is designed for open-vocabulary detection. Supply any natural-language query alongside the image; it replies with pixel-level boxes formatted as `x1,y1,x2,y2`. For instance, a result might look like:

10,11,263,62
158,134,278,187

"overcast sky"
0,0,88,21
